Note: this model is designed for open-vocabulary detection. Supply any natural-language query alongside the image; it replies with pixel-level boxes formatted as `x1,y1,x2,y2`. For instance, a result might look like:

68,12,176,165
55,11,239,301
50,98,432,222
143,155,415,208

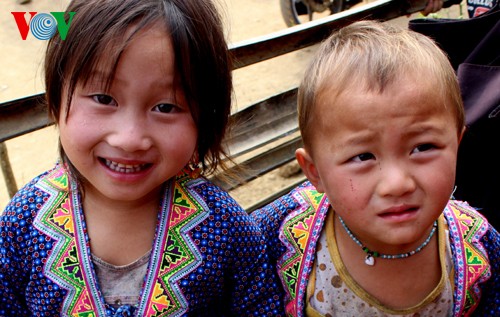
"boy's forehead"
315,69,445,110
312,76,453,130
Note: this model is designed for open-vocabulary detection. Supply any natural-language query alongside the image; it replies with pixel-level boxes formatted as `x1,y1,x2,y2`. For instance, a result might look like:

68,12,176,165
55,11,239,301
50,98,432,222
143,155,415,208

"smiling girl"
0,0,284,316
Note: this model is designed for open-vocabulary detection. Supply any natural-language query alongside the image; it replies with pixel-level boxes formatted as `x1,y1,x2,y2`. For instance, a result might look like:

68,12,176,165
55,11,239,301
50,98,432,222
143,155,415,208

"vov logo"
11,11,75,40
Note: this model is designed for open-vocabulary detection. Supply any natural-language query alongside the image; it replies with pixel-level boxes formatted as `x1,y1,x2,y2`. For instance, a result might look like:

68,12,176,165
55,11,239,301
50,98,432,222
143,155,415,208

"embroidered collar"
33,166,210,316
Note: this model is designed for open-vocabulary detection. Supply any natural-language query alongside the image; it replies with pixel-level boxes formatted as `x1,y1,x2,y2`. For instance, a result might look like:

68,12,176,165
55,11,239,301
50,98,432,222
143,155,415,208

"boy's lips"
378,205,419,220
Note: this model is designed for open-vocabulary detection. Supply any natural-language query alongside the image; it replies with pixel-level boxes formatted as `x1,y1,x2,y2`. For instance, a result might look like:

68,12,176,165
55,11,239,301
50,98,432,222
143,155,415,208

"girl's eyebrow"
82,71,111,89
87,70,110,82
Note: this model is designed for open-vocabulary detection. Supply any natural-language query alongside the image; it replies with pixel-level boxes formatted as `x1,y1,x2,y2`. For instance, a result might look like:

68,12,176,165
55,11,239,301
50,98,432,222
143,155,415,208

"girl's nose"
106,116,153,152
376,162,416,197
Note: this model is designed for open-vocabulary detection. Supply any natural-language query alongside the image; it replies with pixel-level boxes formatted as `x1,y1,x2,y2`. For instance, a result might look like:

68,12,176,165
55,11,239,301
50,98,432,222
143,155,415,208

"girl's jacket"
0,164,284,316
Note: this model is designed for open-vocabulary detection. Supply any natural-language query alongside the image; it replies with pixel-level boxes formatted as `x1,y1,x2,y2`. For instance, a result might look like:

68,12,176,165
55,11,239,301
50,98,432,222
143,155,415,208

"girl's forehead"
80,22,173,85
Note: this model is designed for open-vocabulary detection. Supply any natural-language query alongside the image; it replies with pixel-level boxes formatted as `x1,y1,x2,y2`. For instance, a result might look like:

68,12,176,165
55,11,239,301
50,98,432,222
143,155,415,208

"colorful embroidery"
34,166,106,316
140,171,208,316
444,201,491,317
277,187,329,317
33,166,208,317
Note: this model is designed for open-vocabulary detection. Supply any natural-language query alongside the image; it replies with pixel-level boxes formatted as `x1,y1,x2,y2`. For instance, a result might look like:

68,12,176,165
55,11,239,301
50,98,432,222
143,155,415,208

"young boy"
253,20,500,316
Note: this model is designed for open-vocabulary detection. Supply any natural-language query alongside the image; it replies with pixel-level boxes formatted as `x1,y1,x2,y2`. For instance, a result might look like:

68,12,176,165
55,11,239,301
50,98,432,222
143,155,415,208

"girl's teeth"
105,159,146,173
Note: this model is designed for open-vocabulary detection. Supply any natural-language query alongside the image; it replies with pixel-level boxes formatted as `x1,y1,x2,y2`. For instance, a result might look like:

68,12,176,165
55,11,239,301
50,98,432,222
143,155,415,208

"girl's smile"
58,23,197,204
100,158,152,174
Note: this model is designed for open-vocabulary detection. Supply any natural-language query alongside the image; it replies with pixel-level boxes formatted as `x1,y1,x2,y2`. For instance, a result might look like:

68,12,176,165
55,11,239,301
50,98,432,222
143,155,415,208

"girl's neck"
82,186,161,266
82,183,163,217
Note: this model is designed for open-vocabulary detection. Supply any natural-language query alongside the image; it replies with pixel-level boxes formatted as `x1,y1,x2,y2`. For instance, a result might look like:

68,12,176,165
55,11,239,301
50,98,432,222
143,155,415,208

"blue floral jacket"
0,165,285,316
252,182,500,317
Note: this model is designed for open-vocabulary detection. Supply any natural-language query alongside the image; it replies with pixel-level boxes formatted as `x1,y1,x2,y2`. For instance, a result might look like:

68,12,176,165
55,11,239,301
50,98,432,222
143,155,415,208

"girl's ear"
295,148,325,193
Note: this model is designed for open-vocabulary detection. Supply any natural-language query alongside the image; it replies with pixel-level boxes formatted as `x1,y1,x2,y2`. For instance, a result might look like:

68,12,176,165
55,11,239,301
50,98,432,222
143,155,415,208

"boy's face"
58,24,197,205
296,77,463,253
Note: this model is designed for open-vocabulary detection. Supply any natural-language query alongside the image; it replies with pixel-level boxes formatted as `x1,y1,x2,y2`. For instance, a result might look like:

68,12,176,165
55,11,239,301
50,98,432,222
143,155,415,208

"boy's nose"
376,163,416,197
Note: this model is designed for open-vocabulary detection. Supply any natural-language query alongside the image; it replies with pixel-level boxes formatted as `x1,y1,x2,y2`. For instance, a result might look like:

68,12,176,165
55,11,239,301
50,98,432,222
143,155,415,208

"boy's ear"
295,148,325,193
458,126,466,144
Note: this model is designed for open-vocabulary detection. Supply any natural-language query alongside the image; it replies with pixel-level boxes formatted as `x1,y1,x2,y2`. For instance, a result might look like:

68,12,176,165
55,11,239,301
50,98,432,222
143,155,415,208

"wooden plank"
213,136,303,190
230,0,433,69
246,176,307,213
0,93,50,143
225,88,298,157
0,0,458,203
0,143,18,197
0,0,441,143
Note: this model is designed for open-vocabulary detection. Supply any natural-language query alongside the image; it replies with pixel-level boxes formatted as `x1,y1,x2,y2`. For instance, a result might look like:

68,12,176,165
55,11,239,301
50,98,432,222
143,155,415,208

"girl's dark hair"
45,0,232,176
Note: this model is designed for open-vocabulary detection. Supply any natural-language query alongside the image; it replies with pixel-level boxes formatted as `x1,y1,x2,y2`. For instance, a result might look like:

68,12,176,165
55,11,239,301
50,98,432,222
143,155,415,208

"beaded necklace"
338,216,438,266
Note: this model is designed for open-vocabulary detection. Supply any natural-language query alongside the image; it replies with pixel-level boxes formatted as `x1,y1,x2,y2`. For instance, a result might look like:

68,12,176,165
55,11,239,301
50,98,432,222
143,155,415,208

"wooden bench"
0,0,458,212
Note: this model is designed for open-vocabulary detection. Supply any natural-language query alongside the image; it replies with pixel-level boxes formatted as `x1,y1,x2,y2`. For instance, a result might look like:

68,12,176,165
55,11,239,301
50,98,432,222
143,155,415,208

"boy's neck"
333,211,442,309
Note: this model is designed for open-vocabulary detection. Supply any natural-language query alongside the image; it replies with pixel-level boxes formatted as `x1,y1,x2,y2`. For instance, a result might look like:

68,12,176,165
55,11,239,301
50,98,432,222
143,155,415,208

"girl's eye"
413,143,436,153
153,103,178,113
92,94,115,105
352,153,375,162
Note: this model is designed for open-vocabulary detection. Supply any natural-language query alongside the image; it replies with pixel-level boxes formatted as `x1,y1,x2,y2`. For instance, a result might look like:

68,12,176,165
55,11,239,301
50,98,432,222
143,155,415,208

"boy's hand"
421,0,444,15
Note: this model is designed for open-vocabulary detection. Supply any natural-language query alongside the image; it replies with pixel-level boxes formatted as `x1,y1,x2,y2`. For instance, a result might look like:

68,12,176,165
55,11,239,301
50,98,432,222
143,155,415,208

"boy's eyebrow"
341,132,376,147
402,123,448,136
338,123,448,147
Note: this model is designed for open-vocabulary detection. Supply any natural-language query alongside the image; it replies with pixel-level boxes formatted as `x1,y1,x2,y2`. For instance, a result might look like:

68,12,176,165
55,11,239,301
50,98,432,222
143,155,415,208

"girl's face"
58,24,197,205
297,76,463,254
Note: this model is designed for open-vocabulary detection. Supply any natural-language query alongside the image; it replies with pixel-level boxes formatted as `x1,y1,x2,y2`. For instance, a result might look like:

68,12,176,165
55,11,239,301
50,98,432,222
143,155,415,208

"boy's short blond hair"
298,20,464,151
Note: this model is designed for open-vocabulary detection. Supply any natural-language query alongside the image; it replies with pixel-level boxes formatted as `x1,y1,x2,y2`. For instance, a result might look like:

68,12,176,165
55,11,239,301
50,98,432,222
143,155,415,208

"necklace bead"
338,216,438,266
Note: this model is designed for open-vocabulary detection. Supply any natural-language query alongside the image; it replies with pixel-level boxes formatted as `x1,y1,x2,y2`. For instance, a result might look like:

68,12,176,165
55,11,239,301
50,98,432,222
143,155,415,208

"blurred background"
0,0,466,209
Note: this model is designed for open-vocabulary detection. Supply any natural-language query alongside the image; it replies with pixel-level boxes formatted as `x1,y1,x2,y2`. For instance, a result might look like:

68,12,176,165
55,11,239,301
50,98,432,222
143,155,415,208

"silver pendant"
365,254,375,266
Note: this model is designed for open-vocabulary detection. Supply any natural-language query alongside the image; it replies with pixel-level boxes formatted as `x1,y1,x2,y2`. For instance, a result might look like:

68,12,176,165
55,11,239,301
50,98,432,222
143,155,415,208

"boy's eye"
352,153,375,162
92,94,115,105
412,143,436,153
153,103,177,113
